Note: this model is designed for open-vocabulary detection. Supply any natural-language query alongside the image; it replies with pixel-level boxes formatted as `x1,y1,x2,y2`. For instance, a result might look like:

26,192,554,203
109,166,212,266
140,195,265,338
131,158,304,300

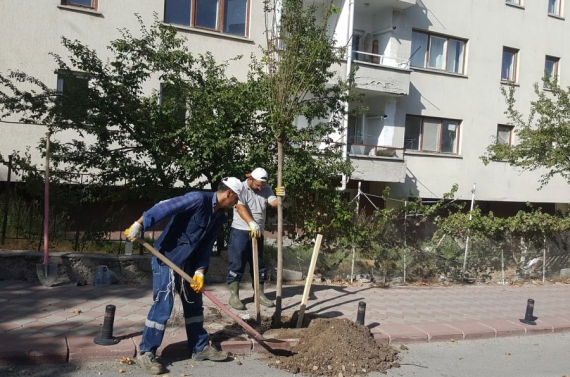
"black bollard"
356,301,366,325
519,298,538,325
94,304,120,345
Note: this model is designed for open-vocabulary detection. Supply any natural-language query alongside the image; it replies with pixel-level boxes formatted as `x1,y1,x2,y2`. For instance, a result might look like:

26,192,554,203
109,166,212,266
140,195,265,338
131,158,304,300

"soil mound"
266,318,400,377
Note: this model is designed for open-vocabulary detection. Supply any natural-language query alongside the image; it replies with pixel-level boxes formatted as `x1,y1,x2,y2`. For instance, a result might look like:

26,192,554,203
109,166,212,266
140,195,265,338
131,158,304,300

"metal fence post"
1,155,13,245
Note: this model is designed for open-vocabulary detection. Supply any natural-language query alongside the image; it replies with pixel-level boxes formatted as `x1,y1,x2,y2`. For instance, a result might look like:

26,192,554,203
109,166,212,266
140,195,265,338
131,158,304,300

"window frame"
410,30,467,75
501,47,519,82
56,71,91,119
548,0,563,16
60,0,98,10
497,124,514,146
404,115,461,155
164,0,251,38
544,55,560,84
159,83,188,124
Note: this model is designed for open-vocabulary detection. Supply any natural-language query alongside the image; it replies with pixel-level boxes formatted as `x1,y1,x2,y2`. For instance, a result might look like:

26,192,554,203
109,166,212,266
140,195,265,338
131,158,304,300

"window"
410,30,466,74
544,56,559,83
497,125,513,145
164,0,250,37
548,0,562,16
160,83,187,124
501,47,519,82
56,73,90,119
351,31,364,61
61,0,97,10
505,0,521,5
404,116,460,154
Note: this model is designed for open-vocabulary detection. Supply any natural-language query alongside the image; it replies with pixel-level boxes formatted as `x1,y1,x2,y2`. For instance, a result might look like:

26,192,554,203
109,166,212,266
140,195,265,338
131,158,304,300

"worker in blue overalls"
124,177,243,374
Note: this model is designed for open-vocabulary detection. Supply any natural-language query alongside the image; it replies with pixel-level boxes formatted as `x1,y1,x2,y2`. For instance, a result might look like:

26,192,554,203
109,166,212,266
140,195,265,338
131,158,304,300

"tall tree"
0,16,266,198
259,0,359,320
482,79,570,188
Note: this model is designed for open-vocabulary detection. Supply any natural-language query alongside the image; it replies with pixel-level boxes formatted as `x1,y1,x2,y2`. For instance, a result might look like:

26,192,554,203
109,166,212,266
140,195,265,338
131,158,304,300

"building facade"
330,0,570,213
1,0,569,212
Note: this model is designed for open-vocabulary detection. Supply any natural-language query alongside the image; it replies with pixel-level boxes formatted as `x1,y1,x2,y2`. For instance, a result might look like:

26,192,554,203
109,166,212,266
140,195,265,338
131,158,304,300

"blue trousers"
226,228,267,284
139,256,208,355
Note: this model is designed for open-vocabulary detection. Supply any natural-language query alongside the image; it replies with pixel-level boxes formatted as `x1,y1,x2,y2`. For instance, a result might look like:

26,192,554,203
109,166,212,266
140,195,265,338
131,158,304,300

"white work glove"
248,221,261,239
124,221,142,241
191,271,204,293
275,186,286,197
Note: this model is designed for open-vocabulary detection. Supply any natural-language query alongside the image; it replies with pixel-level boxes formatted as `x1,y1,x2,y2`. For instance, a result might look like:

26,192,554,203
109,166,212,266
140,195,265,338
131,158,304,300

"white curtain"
422,119,440,152
411,32,428,67
428,36,446,70
447,40,464,74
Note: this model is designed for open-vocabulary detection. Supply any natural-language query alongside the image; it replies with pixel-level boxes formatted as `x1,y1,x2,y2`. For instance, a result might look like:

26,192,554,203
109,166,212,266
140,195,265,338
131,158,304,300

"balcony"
352,51,411,96
348,143,406,183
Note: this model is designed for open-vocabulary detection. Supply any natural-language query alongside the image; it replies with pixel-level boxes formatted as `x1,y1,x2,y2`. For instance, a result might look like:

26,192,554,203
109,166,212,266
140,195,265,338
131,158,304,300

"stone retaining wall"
0,250,231,285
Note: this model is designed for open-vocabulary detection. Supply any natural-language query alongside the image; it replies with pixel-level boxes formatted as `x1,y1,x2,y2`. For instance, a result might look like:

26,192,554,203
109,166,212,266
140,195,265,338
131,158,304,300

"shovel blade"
36,263,59,287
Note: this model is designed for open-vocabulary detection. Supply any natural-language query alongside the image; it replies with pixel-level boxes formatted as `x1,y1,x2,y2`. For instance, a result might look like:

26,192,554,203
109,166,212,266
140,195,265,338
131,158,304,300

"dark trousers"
226,228,267,284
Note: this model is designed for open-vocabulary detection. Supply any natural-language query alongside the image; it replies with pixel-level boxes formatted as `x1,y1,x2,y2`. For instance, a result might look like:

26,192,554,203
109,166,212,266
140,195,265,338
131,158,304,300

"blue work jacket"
141,191,226,272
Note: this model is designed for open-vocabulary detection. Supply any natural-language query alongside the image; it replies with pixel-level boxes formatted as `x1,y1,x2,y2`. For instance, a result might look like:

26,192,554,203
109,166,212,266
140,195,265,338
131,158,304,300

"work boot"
193,345,228,361
257,283,275,308
136,351,165,374
228,281,246,310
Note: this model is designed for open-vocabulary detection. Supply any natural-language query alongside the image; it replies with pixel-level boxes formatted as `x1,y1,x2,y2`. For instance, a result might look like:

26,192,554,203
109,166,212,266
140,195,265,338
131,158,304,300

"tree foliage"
0,16,267,199
482,79,570,188
257,0,362,235
257,0,362,316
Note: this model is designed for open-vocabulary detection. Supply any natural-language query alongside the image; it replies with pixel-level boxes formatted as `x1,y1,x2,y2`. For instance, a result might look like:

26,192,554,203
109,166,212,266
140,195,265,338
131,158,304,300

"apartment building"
1,0,569,213
327,0,570,213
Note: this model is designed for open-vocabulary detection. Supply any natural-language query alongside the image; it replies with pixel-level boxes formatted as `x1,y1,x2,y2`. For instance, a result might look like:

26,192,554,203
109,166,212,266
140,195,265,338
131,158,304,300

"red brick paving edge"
4,322,570,365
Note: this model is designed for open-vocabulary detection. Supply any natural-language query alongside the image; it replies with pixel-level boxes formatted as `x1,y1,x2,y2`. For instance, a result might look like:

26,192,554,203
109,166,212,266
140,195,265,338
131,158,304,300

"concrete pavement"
1,279,570,365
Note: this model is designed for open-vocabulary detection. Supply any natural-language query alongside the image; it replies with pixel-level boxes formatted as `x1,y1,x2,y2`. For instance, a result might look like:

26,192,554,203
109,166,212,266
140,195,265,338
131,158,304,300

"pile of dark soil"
264,318,400,377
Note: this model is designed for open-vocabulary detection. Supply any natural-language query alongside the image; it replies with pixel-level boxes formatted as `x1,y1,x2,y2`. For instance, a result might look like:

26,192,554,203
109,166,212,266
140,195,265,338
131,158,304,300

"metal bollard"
356,301,366,325
519,298,538,325
94,304,120,345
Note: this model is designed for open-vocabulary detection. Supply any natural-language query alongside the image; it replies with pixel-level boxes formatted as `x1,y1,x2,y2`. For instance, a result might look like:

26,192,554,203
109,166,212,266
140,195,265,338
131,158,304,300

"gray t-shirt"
231,180,277,232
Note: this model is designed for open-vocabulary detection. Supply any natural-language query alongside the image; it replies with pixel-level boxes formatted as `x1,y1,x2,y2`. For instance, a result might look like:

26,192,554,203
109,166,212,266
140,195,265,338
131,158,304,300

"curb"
4,324,570,365
0,336,300,366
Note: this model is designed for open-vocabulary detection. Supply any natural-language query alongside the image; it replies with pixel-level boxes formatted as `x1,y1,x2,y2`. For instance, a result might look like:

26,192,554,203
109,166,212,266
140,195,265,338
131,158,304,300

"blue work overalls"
138,191,226,355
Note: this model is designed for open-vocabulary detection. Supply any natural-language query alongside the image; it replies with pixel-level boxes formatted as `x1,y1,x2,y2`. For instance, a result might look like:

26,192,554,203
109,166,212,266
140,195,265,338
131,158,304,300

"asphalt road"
1,332,568,377
388,332,570,377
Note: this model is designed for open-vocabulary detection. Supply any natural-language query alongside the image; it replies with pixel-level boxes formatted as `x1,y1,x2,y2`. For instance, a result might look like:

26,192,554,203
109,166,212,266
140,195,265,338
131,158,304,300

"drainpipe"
338,0,355,191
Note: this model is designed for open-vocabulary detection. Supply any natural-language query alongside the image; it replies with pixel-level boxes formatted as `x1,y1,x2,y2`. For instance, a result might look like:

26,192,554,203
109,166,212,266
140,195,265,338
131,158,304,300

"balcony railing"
349,143,403,158
352,51,410,70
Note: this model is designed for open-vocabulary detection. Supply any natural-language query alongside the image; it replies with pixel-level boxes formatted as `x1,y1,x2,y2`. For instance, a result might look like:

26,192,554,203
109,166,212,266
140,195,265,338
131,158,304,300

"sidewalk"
1,279,570,365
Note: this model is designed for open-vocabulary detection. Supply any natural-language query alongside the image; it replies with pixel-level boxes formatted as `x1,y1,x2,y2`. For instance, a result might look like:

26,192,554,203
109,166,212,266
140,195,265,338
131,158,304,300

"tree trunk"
274,137,284,323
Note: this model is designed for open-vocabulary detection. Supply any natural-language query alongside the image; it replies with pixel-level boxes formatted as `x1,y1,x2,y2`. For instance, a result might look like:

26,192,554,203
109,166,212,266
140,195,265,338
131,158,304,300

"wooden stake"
296,234,323,328
252,238,261,324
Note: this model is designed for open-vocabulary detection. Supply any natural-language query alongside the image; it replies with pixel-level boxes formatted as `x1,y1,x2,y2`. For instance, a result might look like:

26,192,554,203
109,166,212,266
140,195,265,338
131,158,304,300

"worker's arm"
269,186,285,208
125,193,201,241
236,203,262,238
236,203,254,223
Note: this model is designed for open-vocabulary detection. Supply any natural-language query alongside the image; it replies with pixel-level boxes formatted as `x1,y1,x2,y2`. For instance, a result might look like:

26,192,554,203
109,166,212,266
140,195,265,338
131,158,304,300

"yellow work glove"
248,221,261,239
191,271,204,293
275,186,286,197
124,221,142,241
